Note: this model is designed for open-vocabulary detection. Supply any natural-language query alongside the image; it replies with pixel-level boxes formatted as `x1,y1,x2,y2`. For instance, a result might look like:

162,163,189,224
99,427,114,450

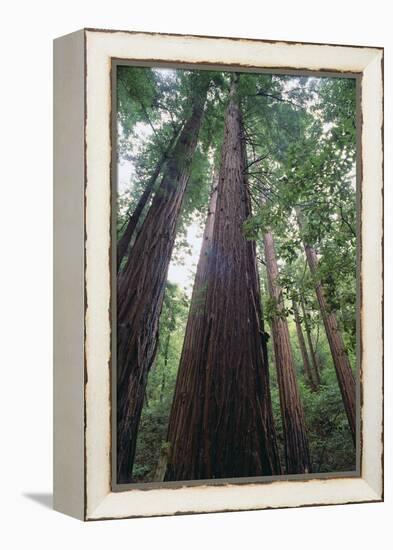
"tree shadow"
23,493,53,509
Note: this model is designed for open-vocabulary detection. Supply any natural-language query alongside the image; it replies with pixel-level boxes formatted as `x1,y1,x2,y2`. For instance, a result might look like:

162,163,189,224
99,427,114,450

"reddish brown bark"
263,230,311,474
165,76,281,481
292,300,318,391
304,243,356,441
164,171,219,481
117,126,181,272
116,78,209,483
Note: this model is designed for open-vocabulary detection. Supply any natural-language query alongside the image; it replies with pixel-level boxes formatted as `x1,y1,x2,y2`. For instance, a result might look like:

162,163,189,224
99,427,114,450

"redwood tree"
116,73,210,483
164,169,219,481
117,124,182,271
304,242,356,441
165,75,281,481
263,229,311,474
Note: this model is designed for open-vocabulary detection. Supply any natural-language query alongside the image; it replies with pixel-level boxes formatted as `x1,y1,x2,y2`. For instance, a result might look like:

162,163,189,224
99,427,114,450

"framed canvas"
53,28,383,521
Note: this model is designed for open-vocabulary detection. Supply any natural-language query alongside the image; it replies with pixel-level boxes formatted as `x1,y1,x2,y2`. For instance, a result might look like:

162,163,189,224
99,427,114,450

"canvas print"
114,65,357,485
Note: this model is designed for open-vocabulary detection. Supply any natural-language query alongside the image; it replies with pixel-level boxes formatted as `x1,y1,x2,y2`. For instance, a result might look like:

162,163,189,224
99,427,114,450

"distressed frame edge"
70,28,382,521
88,480,382,521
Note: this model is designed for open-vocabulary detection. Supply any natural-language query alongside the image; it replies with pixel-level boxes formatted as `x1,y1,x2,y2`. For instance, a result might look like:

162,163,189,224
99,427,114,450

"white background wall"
1,1,391,548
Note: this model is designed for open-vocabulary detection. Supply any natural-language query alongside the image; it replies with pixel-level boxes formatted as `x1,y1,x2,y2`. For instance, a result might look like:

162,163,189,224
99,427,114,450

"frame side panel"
53,29,85,520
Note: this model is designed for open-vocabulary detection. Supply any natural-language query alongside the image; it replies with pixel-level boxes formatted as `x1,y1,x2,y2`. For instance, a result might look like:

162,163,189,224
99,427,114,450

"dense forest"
116,65,357,484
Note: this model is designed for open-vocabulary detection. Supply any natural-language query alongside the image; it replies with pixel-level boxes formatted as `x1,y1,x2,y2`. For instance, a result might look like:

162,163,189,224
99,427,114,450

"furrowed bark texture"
263,230,311,474
164,171,219,481
165,77,281,481
117,127,181,272
292,300,318,391
116,82,208,483
304,243,356,440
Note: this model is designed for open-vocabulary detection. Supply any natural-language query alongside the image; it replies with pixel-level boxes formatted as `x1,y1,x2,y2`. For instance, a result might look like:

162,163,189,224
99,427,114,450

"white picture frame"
53,28,383,521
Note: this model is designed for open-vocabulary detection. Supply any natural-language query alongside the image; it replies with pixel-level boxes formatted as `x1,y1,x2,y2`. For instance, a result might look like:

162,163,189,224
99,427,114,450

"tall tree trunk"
303,243,356,441
263,229,311,474
116,78,209,483
117,126,181,272
165,75,281,481
164,169,219,481
300,297,321,385
292,300,318,391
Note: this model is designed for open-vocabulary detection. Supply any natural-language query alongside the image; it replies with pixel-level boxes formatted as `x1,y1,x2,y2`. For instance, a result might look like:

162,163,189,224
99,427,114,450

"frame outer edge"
360,50,384,500
53,29,86,521
82,29,384,520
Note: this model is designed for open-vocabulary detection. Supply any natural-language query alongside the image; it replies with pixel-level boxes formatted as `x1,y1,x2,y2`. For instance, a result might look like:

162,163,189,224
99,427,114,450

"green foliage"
299,367,355,473
117,65,159,144
246,75,357,353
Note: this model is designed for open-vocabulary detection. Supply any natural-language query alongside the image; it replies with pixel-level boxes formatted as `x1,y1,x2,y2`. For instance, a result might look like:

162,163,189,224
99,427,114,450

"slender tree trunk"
300,298,321,385
160,333,170,403
292,300,318,391
314,322,323,371
154,445,170,482
116,78,209,483
165,75,281,481
303,243,356,441
263,229,311,474
117,126,181,272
